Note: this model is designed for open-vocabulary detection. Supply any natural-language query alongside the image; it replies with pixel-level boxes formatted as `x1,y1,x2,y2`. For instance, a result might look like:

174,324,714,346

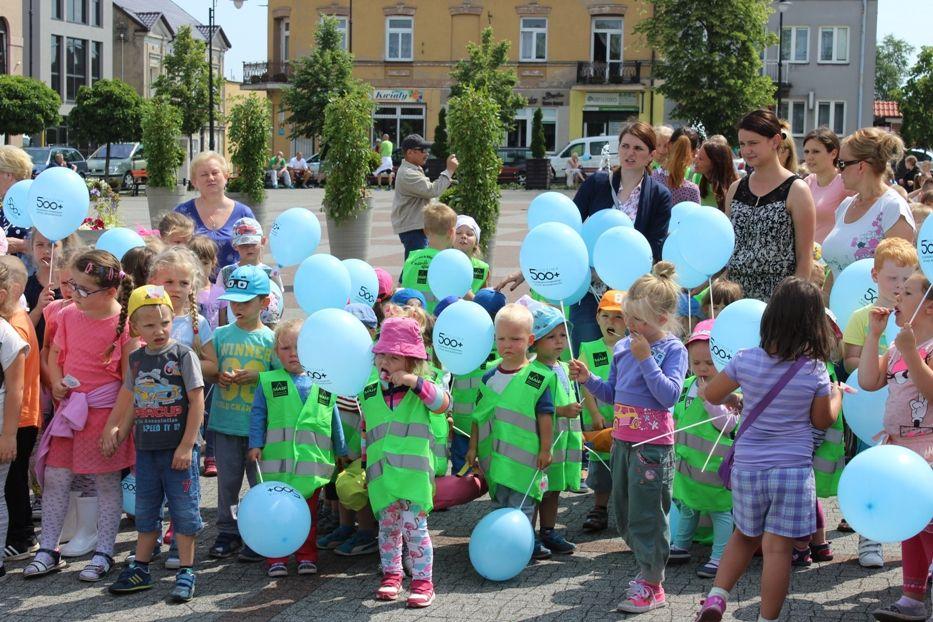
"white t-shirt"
171,314,214,349
821,188,915,277
0,318,28,409
288,157,308,171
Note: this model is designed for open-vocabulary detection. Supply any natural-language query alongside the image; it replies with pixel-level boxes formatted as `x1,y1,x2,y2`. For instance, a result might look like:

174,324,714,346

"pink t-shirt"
885,339,933,464
806,173,850,244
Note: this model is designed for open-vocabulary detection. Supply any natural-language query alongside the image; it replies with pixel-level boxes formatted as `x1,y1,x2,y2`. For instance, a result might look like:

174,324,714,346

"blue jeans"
568,292,603,355
135,449,203,536
398,229,428,261
449,434,470,475
672,502,734,561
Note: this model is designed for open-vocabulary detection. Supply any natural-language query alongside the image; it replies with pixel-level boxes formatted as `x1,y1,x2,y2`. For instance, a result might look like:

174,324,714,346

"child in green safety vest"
669,319,739,579
246,319,349,578
452,215,491,294
580,289,627,533
399,203,457,313
361,317,451,608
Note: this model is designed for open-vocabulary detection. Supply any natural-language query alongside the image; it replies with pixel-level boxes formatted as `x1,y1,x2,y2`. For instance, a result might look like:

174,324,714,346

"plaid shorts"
731,466,816,538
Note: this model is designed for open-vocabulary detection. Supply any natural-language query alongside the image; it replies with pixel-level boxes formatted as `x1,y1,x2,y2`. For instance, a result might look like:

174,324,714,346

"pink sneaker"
694,595,727,621
616,579,666,613
406,579,435,608
376,572,403,601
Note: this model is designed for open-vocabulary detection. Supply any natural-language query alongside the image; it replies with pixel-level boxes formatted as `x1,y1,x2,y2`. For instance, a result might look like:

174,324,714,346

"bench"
131,169,148,196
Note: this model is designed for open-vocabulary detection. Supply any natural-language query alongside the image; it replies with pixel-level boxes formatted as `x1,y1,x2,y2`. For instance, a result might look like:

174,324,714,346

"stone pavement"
0,189,912,620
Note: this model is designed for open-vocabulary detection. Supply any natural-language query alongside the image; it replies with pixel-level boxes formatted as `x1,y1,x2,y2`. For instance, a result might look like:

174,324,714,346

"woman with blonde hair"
652,134,701,205
173,151,256,270
0,145,35,254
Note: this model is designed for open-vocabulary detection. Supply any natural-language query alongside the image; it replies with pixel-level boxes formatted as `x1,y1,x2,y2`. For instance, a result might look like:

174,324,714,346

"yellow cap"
127,285,173,319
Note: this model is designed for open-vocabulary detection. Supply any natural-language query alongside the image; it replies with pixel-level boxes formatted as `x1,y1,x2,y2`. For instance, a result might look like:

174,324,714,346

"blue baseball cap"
390,288,427,309
219,265,271,302
531,304,569,341
345,302,377,329
473,288,507,320
434,295,460,318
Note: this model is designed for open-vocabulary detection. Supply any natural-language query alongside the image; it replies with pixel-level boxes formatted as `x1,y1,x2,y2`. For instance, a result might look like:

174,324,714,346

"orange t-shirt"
10,309,40,428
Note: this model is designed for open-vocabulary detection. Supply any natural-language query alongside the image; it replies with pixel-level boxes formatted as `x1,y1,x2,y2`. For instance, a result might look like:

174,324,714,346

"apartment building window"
385,17,413,61
334,16,348,51
91,41,102,84
591,18,623,79
819,27,848,63
67,0,87,25
66,37,87,102
0,20,7,75
50,35,62,95
780,26,809,62
51,0,62,21
281,19,290,61
816,100,846,135
778,100,806,136
520,18,547,62
91,0,101,27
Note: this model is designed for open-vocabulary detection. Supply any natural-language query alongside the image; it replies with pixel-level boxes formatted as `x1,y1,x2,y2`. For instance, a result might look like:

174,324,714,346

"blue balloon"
95,227,145,261
838,445,933,543
469,508,534,581
343,258,379,306
662,230,708,289
917,213,933,280
593,226,652,291
3,179,33,228
828,258,877,332
528,192,582,233
427,248,473,300
581,209,633,265
294,254,351,315
841,367,885,446
520,222,590,302
679,206,735,276
269,207,322,267
669,201,700,231
298,308,375,396
238,481,312,558
121,474,136,516
709,299,767,371
543,275,591,307
433,300,494,375
27,167,88,242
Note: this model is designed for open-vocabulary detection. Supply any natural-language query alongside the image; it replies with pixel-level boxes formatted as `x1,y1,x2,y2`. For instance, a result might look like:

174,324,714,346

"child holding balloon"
361,317,450,607
400,203,457,313
568,262,688,613
856,269,933,622
101,286,204,601
452,215,490,293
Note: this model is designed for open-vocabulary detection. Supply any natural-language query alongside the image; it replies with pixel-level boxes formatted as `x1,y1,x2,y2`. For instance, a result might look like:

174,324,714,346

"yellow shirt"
842,303,889,353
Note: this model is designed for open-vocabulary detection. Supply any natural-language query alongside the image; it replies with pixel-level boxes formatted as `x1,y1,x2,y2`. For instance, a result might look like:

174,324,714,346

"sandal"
582,506,609,532
79,552,115,582
22,549,67,579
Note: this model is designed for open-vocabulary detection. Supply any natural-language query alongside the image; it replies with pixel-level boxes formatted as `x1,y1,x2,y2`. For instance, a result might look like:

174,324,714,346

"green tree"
875,34,915,100
530,108,546,159
323,85,375,224
450,27,526,129
283,15,355,142
141,98,184,188
900,46,933,150
228,94,272,205
0,75,61,141
432,107,449,161
68,79,142,182
153,26,214,161
637,0,776,141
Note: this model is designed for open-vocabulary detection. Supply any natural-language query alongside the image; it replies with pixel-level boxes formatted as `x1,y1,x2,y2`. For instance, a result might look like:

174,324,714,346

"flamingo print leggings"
378,499,433,581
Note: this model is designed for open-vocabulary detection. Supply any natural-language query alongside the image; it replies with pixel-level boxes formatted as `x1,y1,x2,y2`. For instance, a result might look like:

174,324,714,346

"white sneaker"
858,535,884,568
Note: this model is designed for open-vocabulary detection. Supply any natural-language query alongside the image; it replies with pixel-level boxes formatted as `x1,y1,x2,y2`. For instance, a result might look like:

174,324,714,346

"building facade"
1,0,23,77
242,0,664,157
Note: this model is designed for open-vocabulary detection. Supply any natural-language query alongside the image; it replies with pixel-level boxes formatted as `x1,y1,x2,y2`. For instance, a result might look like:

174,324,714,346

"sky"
194,0,933,82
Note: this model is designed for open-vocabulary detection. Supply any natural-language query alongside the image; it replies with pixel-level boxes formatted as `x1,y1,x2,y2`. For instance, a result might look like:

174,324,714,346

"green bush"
228,94,271,205
141,99,184,188
530,108,546,159
323,85,375,223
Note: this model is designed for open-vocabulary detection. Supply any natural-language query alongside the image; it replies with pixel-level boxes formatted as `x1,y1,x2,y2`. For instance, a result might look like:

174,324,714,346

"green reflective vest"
359,378,440,514
814,363,845,498
400,247,439,313
450,352,501,435
426,364,449,477
578,338,613,463
672,377,733,512
470,257,490,293
474,362,556,502
258,370,337,498
536,360,583,492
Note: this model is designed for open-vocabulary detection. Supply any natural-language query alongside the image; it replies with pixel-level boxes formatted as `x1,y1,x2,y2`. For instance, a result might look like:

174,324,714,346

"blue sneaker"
169,568,196,602
532,538,552,561
317,525,355,550
334,530,378,557
540,528,576,555
108,563,154,594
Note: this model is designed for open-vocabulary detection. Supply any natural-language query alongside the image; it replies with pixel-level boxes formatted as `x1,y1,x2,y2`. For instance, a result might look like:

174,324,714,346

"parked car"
497,148,532,185
86,142,146,190
550,135,618,179
24,146,88,178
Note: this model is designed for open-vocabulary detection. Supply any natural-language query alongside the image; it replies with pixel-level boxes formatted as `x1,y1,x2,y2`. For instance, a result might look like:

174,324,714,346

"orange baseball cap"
598,290,625,312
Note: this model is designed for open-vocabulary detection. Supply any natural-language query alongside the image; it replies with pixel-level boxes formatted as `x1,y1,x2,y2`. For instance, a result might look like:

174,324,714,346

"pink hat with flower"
686,319,714,346
372,317,427,360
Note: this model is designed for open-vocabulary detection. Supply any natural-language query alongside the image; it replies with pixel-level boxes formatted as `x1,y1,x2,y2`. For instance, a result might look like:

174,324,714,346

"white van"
549,135,619,179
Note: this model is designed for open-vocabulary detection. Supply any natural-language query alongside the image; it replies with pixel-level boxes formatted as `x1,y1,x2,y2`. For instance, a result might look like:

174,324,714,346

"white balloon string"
254,459,264,484
632,413,729,447
908,282,933,325
518,430,565,509
709,277,715,320
701,413,734,472
584,441,611,471
559,300,583,403
452,425,471,439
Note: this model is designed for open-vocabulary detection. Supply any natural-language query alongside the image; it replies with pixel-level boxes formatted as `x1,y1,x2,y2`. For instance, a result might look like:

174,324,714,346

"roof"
874,100,901,118
113,0,231,49
134,11,165,31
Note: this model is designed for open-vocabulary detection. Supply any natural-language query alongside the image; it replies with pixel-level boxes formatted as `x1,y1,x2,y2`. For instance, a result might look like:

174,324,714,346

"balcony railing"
576,60,646,85
242,61,292,85
761,59,792,86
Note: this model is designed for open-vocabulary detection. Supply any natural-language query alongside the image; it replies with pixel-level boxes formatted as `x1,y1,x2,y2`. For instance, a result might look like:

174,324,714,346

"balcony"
576,60,647,85
242,61,292,88
761,60,792,95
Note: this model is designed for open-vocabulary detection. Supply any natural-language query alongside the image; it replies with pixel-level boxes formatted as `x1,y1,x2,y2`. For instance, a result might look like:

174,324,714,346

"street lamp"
776,0,792,114
208,0,246,152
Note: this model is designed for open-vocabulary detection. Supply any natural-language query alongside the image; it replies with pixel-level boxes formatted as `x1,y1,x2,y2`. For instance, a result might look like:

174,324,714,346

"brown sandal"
582,505,609,532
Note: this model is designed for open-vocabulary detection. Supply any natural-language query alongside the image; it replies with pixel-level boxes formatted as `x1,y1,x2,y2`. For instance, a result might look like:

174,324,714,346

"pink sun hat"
372,317,427,359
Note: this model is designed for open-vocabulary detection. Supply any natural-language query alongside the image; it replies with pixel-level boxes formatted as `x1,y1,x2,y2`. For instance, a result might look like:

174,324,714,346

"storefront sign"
583,92,639,109
373,89,424,103
526,91,566,107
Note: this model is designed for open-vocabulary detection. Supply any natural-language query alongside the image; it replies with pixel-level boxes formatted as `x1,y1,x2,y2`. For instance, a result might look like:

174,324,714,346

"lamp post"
207,1,246,151
776,0,792,114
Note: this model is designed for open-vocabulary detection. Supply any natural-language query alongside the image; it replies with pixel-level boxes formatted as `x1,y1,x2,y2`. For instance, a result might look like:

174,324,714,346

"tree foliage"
283,16,355,141
0,75,61,139
432,107,449,161
153,26,215,149
900,46,933,150
141,98,184,188
69,79,142,177
637,0,776,141
228,94,272,205
450,27,526,129
875,34,915,100
530,108,546,159
322,86,375,224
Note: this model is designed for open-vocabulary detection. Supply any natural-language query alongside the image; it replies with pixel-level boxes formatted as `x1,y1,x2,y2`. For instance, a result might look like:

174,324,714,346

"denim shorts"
135,448,203,535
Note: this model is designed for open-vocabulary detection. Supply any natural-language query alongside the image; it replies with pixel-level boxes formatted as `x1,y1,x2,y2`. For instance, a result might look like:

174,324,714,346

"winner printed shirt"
209,323,276,436
125,341,204,451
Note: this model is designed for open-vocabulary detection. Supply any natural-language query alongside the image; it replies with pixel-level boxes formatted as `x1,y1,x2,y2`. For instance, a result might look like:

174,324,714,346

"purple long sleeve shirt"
585,334,688,411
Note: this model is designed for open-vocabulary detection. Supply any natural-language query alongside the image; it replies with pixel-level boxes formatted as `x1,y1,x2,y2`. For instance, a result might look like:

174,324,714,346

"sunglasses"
836,158,862,171
66,279,107,299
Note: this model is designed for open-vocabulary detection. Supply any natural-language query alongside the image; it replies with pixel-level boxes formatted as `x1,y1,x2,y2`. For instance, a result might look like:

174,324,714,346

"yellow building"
241,0,664,157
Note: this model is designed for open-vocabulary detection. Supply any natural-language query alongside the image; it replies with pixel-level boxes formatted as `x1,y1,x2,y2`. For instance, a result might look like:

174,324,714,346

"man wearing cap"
392,134,459,259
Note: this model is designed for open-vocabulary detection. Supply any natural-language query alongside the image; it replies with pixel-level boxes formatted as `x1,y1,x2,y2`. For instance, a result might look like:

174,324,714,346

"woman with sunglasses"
821,128,915,286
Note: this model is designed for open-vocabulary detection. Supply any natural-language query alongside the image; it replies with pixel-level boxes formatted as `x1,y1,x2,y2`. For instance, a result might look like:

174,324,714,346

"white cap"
455,215,481,243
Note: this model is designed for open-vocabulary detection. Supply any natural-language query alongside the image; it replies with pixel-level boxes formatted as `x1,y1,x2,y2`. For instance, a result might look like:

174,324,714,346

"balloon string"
632,413,729,447
701,413,735,471
584,442,611,471
518,430,565,509
254,459,264,484
452,425,471,439
559,300,583,403
708,277,715,320
908,282,933,325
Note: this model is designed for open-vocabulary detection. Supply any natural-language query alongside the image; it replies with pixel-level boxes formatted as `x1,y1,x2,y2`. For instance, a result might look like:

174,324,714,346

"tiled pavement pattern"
0,189,913,620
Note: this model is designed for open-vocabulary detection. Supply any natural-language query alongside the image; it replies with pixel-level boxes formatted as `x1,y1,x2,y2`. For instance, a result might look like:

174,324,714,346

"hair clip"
84,263,94,275
119,270,127,280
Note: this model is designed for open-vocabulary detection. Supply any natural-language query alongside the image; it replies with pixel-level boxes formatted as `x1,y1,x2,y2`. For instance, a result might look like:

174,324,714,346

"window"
591,18,623,80
0,20,7,75
373,105,424,145
50,35,62,95
282,19,290,61
385,17,412,61
819,27,848,63
51,0,62,20
780,26,809,62
90,0,101,27
67,0,87,24
91,41,102,84
778,100,806,136
816,100,846,135
334,16,348,51
66,37,87,102
520,18,547,62
506,107,557,151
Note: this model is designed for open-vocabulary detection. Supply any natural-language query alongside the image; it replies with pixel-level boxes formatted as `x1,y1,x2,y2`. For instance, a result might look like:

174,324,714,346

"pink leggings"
902,526,933,596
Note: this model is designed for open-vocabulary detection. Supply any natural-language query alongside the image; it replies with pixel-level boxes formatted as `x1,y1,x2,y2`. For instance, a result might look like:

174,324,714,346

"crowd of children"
0,192,929,622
